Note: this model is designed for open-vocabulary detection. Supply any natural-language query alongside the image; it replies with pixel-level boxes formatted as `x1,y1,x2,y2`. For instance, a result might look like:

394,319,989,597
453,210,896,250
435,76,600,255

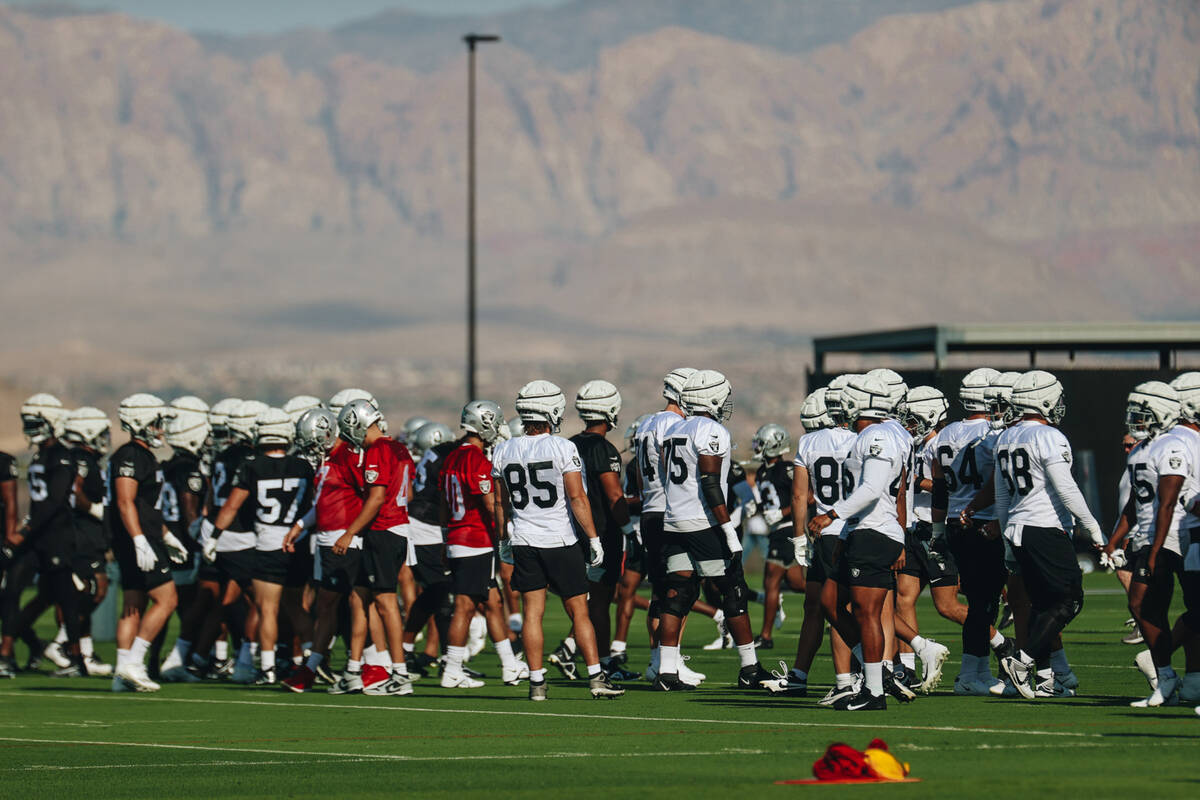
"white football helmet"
901,386,948,437
984,371,1021,430
752,423,791,459
296,407,339,459
680,370,733,422
1171,372,1200,425
227,400,269,444
800,387,834,432
283,395,323,424
1125,381,1179,440
865,368,908,413
338,398,383,448
824,374,859,426
411,421,454,458
169,395,209,421
960,368,1000,413
1011,370,1065,424
516,381,567,431
461,400,504,443
840,374,893,424
208,397,242,448
20,393,66,446
62,407,112,454
576,380,622,428
625,413,652,452
166,414,211,456
256,407,295,447
662,367,697,406
329,388,378,419
119,393,169,448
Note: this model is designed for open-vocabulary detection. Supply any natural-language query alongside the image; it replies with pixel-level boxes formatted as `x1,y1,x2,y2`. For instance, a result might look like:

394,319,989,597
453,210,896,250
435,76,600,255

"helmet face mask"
119,393,169,449
462,400,504,444
1170,372,1200,425
900,386,948,437
752,423,790,459
20,393,65,446
1124,381,1180,440
516,381,567,433
63,407,113,454
296,408,339,462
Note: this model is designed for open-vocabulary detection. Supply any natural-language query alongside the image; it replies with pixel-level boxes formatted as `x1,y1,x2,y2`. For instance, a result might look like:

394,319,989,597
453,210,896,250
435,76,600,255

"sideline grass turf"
0,572,1197,798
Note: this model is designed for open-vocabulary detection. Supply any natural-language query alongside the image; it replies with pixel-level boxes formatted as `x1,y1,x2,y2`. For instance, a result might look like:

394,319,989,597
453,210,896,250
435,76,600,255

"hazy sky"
37,1,566,34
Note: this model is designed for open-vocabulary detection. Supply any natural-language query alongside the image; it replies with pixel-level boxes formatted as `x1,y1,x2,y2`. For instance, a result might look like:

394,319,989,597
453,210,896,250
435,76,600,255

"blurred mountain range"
0,0,1197,443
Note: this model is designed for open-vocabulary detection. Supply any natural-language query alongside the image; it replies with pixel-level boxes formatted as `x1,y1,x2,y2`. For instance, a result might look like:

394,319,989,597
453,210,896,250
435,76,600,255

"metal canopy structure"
812,323,1200,372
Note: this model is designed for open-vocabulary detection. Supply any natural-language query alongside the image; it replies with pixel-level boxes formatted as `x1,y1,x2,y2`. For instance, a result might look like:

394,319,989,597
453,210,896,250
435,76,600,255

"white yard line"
0,691,1097,738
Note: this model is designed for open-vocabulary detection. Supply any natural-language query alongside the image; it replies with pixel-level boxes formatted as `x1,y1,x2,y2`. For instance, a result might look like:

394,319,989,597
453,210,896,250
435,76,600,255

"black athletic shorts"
285,543,314,588
112,533,173,591
361,531,407,593
1012,526,1084,609
512,544,589,598
663,527,733,578
215,548,256,590
587,529,624,586
412,543,451,588
624,528,647,576
837,529,902,589
1131,548,1182,615
766,526,798,567
807,535,840,584
900,522,959,587
253,549,290,585
449,552,494,601
319,545,364,593
73,520,109,571
641,512,666,590
947,521,1006,601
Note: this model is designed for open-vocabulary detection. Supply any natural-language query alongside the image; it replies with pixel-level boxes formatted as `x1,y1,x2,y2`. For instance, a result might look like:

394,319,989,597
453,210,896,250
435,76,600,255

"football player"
570,381,634,660
109,394,188,691
212,408,315,685
158,412,212,682
284,395,323,425
492,381,623,700
611,413,652,675
0,440,19,676
751,423,803,650
656,370,768,691
61,407,115,677
994,371,1105,700
1167,373,1200,704
332,399,415,696
809,373,911,710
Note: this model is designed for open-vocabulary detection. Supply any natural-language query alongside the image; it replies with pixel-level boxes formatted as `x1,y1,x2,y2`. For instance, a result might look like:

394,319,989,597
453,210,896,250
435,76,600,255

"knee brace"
661,573,700,618
715,573,751,618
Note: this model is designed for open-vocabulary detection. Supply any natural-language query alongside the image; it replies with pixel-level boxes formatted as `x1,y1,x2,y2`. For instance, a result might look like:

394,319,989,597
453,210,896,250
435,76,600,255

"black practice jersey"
207,443,255,532
570,431,623,536
623,456,639,498
410,440,456,526
233,452,315,540
106,441,164,541
0,451,16,537
27,441,76,542
727,460,748,507
71,447,107,541
755,459,794,533
161,452,207,543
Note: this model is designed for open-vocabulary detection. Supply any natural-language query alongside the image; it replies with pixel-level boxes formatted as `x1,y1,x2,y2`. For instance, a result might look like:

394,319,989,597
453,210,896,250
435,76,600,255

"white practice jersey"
834,422,906,543
662,415,731,533
1122,440,1151,551
912,433,937,525
933,417,993,519
993,421,1079,541
492,433,582,548
636,409,686,514
1173,426,1200,571
1128,429,1196,557
882,419,915,530
793,426,856,538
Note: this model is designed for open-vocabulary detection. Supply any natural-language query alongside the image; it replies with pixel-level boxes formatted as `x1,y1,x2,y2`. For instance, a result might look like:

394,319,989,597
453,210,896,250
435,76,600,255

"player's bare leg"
253,579,282,681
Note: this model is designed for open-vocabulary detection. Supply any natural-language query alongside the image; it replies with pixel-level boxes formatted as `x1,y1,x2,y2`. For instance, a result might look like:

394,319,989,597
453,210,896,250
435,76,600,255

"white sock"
910,635,928,651
610,640,626,657
1049,649,1070,674
116,648,130,670
250,642,260,658
900,652,916,670
80,636,95,658
162,638,189,669
215,640,229,661
835,672,855,688
373,650,391,667
660,645,681,674
736,643,758,668
530,667,546,683
346,659,362,673
393,662,408,677
494,638,518,670
563,636,577,655
305,652,324,671
54,624,68,645
587,663,601,677
864,662,884,696
363,644,377,661
130,637,150,665
261,649,276,671
445,645,467,677
990,631,1006,649
402,642,415,655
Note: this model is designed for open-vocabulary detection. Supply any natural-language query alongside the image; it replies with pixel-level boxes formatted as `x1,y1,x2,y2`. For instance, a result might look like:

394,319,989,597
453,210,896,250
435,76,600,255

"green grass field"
1,572,1197,798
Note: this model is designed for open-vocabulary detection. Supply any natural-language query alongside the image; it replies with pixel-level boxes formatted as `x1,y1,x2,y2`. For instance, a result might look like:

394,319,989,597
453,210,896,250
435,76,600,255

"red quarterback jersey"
316,441,363,532
441,442,495,549
366,437,414,531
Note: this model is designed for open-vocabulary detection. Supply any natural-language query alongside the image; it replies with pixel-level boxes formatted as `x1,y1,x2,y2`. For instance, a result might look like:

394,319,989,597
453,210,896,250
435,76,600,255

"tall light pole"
464,33,499,402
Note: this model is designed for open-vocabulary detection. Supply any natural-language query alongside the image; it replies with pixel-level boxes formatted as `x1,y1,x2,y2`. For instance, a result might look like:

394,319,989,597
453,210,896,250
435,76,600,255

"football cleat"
364,673,414,696
83,654,113,677
440,672,485,689
51,660,86,678
111,673,133,692
992,636,1016,662
1122,630,1145,645
997,603,1014,630
1134,650,1158,690
753,636,774,650
915,638,950,694
678,657,706,686
160,664,200,683
529,680,548,701
1035,677,1075,698
883,671,916,703
43,641,72,669
589,673,625,699
502,662,530,686
737,663,773,689
314,661,336,685
361,664,389,692
1131,673,1179,708
407,653,436,679
999,655,1035,699
988,679,1020,697
702,632,734,650
283,665,315,693
652,672,696,692
548,642,579,681
116,662,161,692
255,668,278,686
819,679,861,706
606,665,642,681
0,656,17,679
328,669,363,695
836,687,887,711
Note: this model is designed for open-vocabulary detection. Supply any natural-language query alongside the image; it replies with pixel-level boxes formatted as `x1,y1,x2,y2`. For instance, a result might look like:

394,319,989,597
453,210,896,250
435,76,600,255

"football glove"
133,536,159,572
763,508,783,528
721,521,743,556
161,532,189,565
790,536,809,567
587,537,604,567
1099,550,1127,571
201,535,218,564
